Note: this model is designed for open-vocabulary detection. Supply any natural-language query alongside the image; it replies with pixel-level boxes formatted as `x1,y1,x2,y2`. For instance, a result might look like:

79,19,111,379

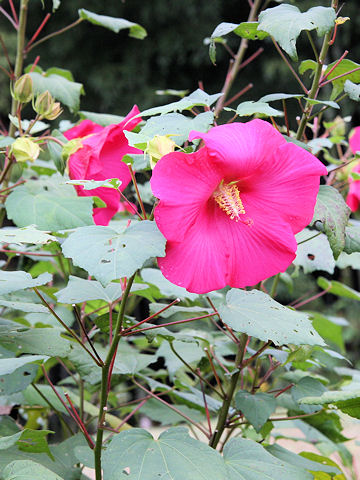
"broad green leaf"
344,224,360,254
0,226,56,245
46,130,66,175
141,268,198,301
65,178,121,190
56,276,123,303
294,229,335,274
140,399,205,425
0,326,71,357
0,271,51,295
311,313,346,352
0,355,47,376
336,251,360,269
16,429,53,457
267,445,342,475
157,340,205,376
29,70,84,113
223,438,312,480
149,302,211,319
303,410,349,443
136,89,222,118
258,5,335,60
317,276,360,301
304,98,339,109
3,460,64,480
78,9,147,39
5,175,94,231
260,93,304,102
308,138,333,155
0,136,14,148
225,101,283,117
0,363,39,395
0,431,22,450
299,389,360,419
102,427,227,480
323,59,360,100
211,21,268,40
218,289,325,346
310,185,351,259
344,79,360,101
61,221,166,285
291,377,326,413
235,391,276,432
7,116,49,135
79,111,125,126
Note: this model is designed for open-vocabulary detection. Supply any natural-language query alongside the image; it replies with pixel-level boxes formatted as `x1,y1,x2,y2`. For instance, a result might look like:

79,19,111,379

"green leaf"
0,326,71,357
62,221,166,285
0,226,56,245
78,9,147,39
267,445,342,475
47,130,67,175
291,377,326,413
294,229,335,274
0,355,47,376
211,21,268,41
299,389,360,419
336,251,360,269
16,430,54,458
310,185,351,259
304,98,339,109
0,363,39,395
235,391,276,432
303,411,349,443
29,70,84,113
225,101,283,117
3,460,64,480
344,79,360,101
344,224,360,254
141,268,198,301
260,93,304,102
137,89,222,117
140,399,205,425
56,275,123,303
323,59,360,100
78,110,126,126
0,271,51,295
258,5,335,60
5,175,94,231
317,277,360,301
311,313,346,352
102,427,227,480
65,178,121,190
157,340,205,376
218,289,325,346
223,438,312,480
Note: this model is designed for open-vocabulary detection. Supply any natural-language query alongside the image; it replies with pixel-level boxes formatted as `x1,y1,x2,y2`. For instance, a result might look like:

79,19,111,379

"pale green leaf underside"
0,225,56,245
3,460,64,480
0,271,51,295
79,8,147,39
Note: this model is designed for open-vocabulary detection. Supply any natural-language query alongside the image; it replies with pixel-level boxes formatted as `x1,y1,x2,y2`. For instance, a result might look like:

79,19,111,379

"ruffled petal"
119,105,142,131
349,127,360,154
151,148,222,241
64,119,103,140
158,200,297,294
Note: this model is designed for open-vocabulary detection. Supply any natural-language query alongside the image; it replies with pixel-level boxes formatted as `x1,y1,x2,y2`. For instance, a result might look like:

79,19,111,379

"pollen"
213,181,245,221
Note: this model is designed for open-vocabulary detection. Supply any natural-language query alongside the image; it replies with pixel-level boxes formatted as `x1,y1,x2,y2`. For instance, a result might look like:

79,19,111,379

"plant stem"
93,274,135,480
26,17,83,52
8,0,28,138
213,0,262,116
209,334,248,449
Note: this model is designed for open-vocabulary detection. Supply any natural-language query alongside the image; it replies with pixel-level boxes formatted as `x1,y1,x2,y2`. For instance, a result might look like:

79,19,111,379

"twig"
122,298,180,333
0,6,18,29
127,163,147,219
26,17,83,52
271,38,308,94
198,370,212,436
73,305,104,365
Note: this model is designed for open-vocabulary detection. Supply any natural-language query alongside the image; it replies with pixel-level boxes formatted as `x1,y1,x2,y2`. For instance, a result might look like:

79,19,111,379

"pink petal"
346,162,360,211
64,119,103,140
349,126,360,154
152,148,222,241
158,201,297,294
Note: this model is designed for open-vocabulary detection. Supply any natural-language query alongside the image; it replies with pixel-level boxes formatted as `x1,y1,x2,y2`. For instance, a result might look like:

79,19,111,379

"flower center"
213,181,245,221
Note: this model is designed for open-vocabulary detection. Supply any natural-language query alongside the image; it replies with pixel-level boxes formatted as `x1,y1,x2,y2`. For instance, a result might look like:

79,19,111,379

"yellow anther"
213,181,245,221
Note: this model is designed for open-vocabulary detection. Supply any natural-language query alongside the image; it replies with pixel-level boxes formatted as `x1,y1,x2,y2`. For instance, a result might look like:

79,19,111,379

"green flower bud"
44,102,63,121
34,90,56,117
147,135,176,169
10,137,40,163
12,74,33,103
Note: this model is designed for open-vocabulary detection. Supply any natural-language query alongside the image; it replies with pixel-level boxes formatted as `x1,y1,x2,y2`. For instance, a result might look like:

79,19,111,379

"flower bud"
34,91,62,119
147,135,176,169
12,74,33,103
10,137,40,163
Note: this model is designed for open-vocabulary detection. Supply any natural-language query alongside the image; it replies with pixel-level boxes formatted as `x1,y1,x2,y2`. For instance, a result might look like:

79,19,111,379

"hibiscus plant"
1,0,360,479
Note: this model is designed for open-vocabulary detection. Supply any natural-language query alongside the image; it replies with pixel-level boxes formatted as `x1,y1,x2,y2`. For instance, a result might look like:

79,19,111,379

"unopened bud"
34,90,62,119
12,74,33,103
10,137,40,163
148,135,176,169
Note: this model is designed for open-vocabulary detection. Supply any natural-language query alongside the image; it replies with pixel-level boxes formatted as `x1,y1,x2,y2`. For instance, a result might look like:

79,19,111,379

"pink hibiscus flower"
346,126,360,212
151,120,327,294
64,106,142,225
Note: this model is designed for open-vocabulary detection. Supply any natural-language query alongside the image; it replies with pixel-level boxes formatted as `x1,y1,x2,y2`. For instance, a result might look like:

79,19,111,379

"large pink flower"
151,120,327,294
346,126,360,212
64,106,142,225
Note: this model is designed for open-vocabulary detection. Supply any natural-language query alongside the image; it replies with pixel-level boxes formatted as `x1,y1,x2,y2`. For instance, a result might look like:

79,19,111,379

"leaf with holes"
0,226,56,245
294,229,335,274
310,185,350,259
61,221,166,285
218,289,325,346
258,4,335,60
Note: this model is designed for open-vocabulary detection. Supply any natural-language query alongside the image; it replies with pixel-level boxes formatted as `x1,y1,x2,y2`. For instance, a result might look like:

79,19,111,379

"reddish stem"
204,348,226,397
127,163,147,219
238,47,264,72
274,383,294,398
0,6,18,29
224,83,253,107
8,0,18,24
26,13,51,50
64,393,95,448
320,50,348,83
122,298,180,333
292,288,330,309
320,66,360,87
28,56,40,73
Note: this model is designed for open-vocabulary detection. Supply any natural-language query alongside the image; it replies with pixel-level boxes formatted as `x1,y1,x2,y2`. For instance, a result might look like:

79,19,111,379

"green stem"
270,273,280,298
94,274,135,480
209,334,248,449
9,0,28,139
213,0,262,117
